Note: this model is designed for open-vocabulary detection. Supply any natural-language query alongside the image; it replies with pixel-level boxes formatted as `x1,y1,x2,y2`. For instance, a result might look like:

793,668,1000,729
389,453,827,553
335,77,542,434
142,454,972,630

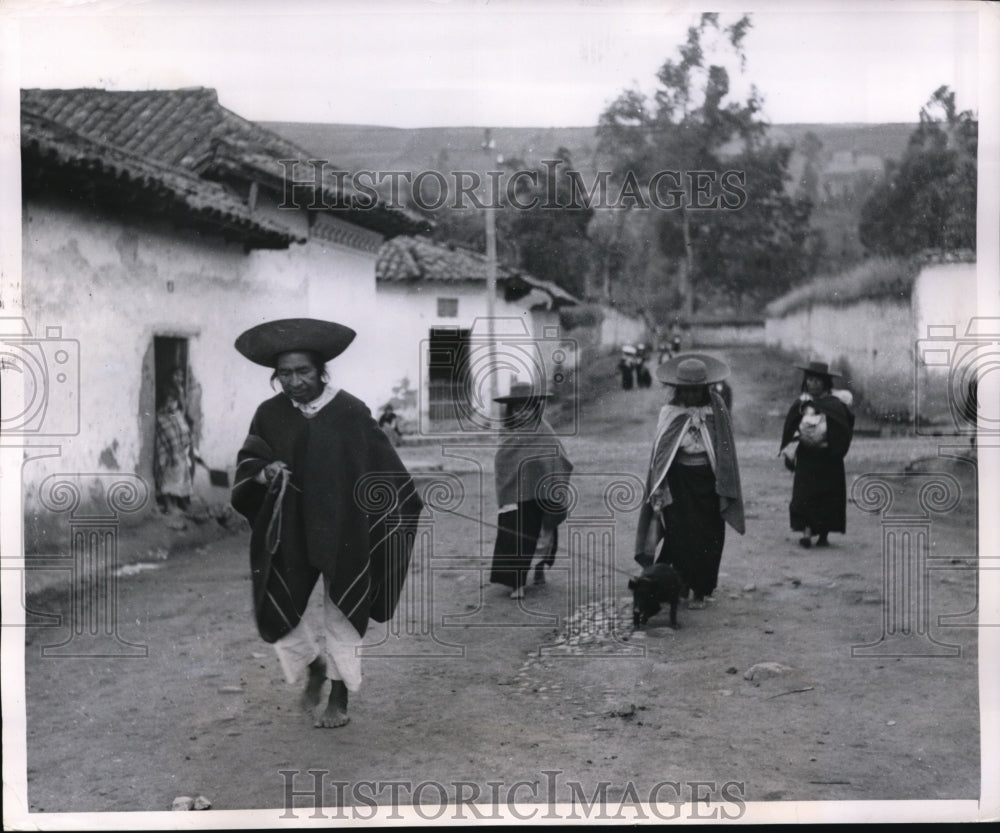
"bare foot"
314,681,349,728
300,658,326,712
510,586,525,599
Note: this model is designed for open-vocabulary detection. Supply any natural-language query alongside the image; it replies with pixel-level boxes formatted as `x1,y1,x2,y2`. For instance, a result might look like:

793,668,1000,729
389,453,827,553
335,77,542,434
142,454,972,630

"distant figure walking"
780,360,855,548
618,345,637,390
635,344,653,389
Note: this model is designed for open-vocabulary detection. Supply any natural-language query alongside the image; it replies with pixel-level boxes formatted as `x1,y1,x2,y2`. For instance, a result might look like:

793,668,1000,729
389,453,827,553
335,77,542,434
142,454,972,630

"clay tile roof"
21,102,302,248
20,87,429,240
22,87,300,174
376,236,579,309
377,236,518,283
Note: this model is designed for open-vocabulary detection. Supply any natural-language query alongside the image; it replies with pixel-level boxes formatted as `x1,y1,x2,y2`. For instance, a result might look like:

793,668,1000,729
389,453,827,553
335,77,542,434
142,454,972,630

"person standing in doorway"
154,366,195,528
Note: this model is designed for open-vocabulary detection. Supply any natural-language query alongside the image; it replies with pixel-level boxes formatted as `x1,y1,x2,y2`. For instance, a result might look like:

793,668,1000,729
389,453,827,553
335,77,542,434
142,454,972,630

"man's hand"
257,461,289,484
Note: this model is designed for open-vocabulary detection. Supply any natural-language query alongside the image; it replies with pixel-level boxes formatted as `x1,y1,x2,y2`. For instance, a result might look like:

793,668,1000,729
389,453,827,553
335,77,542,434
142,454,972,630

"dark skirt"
490,500,558,590
658,463,725,598
789,446,847,535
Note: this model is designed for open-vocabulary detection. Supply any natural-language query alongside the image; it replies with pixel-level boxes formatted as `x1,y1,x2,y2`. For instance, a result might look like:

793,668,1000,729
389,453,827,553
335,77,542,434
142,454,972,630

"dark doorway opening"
154,337,188,409
427,326,470,425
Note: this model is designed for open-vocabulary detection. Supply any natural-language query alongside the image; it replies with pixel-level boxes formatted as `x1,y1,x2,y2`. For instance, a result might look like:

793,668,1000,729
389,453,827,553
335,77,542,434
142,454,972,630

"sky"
2,0,988,128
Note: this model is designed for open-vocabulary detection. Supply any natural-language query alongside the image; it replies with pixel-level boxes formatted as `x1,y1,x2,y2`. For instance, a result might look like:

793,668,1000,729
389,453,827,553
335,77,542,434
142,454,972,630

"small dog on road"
629,562,684,630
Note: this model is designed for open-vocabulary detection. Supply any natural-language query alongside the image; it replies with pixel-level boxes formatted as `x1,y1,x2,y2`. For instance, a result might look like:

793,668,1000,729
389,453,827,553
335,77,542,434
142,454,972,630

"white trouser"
272,579,363,692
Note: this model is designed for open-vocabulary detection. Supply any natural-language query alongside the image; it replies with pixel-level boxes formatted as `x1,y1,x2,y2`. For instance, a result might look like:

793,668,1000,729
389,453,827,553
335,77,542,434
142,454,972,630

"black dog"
629,562,684,630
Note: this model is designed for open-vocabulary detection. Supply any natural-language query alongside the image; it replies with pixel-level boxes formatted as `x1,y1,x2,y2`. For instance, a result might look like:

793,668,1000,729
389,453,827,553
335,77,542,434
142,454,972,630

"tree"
692,144,813,306
859,86,977,256
596,13,810,316
408,148,595,299
506,148,595,299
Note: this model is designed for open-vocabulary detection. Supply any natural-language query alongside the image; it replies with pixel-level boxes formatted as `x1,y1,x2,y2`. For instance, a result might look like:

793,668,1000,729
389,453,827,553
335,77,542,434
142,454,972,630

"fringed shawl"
644,389,744,535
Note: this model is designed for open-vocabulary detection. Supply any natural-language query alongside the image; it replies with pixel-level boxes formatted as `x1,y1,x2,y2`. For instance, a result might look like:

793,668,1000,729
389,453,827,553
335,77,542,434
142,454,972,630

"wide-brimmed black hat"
656,353,730,386
795,360,841,379
234,318,356,368
493,381,552,404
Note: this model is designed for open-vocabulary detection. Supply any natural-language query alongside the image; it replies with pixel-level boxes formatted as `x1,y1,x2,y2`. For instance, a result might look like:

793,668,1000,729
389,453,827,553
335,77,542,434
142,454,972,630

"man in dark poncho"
489,382,574,599
231,318,423,728
780,360,855,548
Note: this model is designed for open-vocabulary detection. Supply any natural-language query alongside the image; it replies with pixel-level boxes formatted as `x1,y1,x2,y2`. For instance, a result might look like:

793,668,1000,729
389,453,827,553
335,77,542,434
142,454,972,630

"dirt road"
18,347,981,819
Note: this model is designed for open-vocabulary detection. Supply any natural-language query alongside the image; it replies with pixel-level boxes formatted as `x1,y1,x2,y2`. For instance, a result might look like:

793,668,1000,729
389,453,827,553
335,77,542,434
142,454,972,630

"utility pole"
482,129,500,415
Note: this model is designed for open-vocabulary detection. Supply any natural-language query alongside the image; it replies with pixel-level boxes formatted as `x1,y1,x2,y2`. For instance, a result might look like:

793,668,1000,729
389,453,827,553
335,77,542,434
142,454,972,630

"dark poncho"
781,392,855,535
494,419,574,512
490,419,573,589
231,391,423,641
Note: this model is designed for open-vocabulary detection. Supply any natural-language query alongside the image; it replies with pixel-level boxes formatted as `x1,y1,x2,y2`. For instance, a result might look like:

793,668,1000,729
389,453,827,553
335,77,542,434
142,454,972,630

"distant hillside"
265,121,914,178
265,120,917,275
264,123,602,176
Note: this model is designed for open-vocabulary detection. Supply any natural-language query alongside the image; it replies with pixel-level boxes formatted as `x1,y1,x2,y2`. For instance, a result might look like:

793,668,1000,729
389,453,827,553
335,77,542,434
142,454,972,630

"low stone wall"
764,261,978,425
688,319,765,348
599,305,648,348
765,299,913,419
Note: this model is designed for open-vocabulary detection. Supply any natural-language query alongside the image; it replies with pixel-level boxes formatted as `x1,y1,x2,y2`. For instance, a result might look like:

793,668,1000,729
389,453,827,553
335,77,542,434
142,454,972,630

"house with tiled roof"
375,235,579,430
15,87,429,529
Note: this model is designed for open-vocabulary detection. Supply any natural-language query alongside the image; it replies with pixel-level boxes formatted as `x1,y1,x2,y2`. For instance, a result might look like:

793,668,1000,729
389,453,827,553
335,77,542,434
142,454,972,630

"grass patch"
766,257,919,317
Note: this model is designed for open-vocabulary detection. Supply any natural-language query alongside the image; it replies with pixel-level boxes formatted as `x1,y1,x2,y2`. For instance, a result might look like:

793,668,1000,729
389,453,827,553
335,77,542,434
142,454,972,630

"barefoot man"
231,318,423,727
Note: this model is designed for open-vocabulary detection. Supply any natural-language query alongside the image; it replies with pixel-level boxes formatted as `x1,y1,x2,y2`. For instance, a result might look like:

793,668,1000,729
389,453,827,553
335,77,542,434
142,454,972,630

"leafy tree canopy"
859,86,977,256
595,13,812,315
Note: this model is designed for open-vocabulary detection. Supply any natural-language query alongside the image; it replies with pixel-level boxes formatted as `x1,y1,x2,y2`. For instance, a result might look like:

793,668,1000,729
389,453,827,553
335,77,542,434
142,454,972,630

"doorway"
151,336,192,512
426,326,470,425
154,337,188,409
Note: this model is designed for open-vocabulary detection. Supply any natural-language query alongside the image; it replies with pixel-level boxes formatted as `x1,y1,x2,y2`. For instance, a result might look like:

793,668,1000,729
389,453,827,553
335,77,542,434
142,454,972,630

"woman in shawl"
489,382,574,599
154,367,195,521
634,355,745,609
780,360,855,548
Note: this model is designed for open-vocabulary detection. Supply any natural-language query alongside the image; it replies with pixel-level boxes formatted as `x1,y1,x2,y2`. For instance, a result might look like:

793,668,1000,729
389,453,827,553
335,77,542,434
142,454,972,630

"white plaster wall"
248,237,381,411
689,323,765,347
599,306,647,347
525,308,578,387
18,197,381,518
912,262,979,345
911,261,979,426
375,282,549,423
